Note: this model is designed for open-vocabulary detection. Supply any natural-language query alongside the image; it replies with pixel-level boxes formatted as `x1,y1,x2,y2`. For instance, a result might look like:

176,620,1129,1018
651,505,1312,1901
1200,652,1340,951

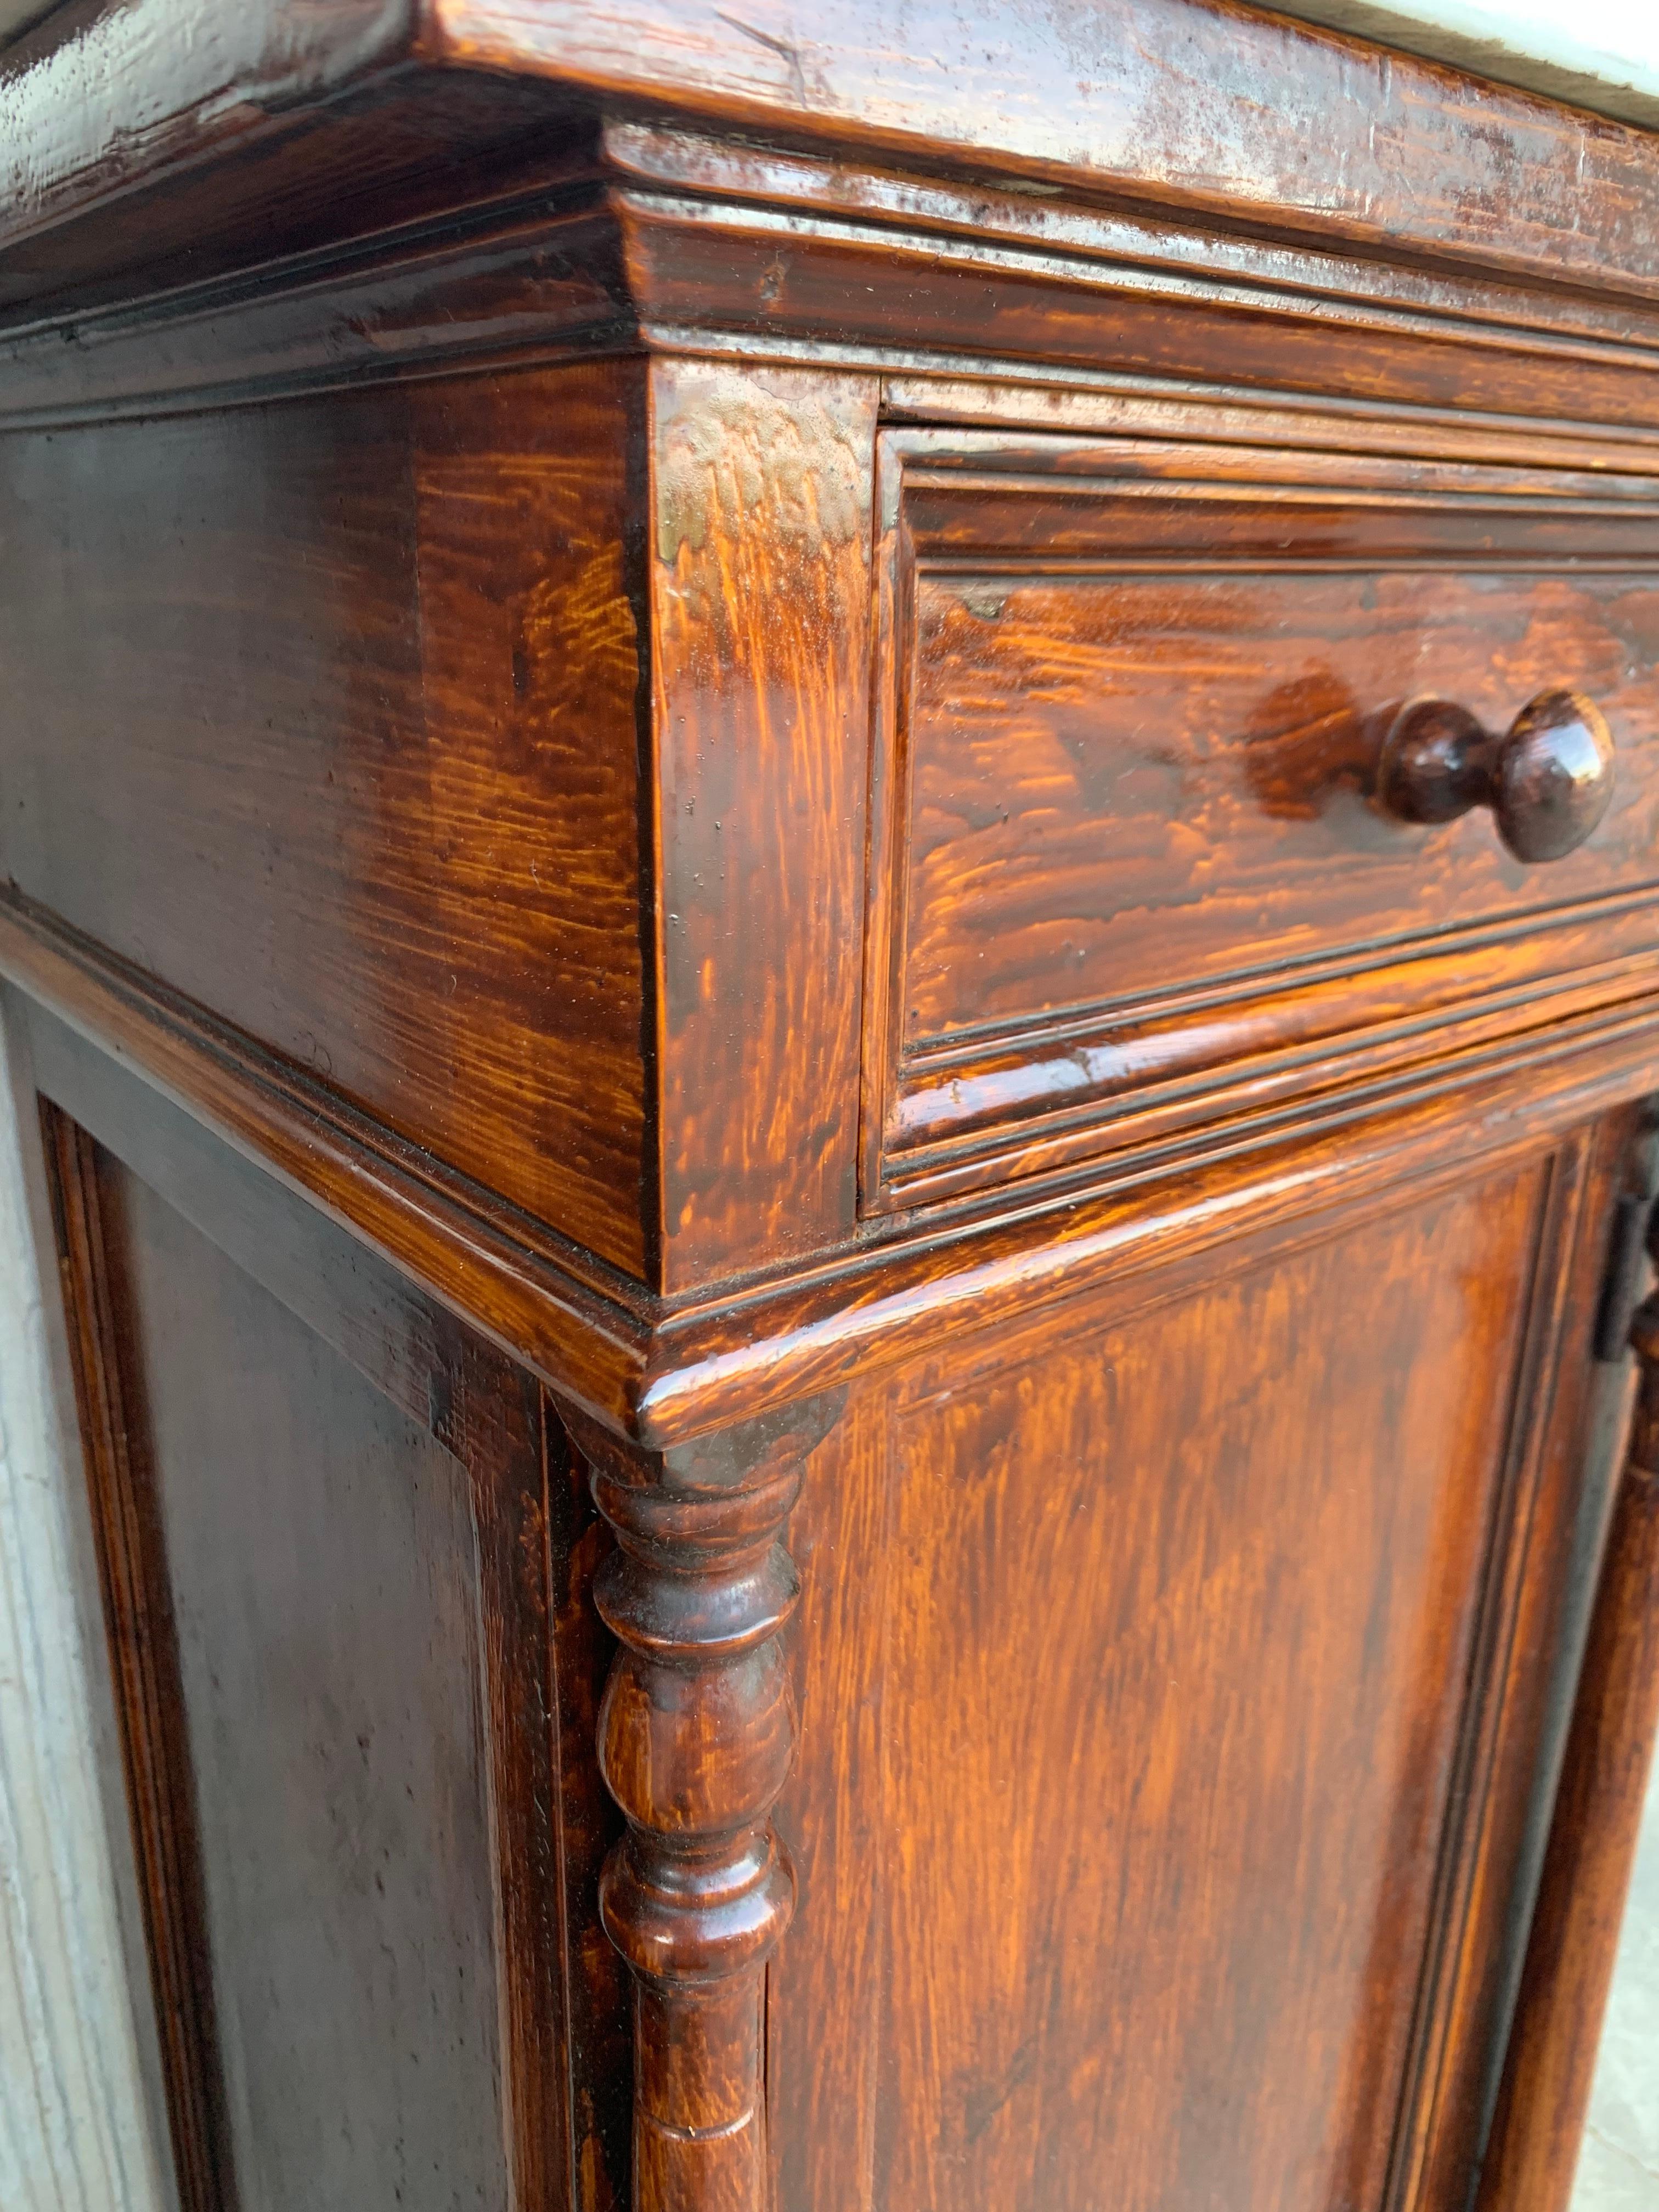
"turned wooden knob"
1376,689,1615,862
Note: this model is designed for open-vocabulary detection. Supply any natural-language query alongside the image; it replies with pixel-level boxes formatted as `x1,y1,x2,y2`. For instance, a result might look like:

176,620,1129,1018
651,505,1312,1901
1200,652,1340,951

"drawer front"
862,427,1659,1212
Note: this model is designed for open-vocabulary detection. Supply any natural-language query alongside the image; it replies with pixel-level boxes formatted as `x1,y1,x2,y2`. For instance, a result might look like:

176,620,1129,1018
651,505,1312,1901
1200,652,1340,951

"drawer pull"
1377,689,1615,863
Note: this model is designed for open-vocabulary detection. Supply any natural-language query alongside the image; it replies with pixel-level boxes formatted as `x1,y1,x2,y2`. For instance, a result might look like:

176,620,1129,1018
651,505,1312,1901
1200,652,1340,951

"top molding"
5,0,1659,320
430,0,1659,294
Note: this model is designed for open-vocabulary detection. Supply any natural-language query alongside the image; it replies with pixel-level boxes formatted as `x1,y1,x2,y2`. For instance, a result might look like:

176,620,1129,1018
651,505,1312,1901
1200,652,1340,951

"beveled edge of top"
4,0,1659,320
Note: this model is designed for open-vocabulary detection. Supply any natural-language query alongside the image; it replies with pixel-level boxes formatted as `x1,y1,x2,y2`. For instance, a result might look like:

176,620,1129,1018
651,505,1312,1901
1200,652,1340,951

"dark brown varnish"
6,5,1659,2212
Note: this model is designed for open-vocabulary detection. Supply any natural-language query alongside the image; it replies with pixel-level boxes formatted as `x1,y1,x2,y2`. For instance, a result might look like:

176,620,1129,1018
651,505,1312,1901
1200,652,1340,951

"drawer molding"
878,902,1659,1210
12,884,1659,1450
861,426,1659,1216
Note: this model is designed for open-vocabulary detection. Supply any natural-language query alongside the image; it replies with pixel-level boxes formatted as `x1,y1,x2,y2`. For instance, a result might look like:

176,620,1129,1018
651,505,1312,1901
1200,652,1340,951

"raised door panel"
775,1124,1625,2212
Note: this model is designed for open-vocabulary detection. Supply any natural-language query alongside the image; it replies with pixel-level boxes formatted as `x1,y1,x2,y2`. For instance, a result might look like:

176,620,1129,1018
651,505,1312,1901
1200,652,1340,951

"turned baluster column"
568,1399,840,2212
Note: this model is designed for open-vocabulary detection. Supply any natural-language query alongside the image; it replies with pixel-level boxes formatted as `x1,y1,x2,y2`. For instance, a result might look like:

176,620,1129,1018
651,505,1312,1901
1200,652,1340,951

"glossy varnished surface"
605,132,1659,435
0,351,889,1293
41,992,1640,2212
866,429,1659,1209
0,360,650,1277
12,0,1659,326
433,0,1659,300
10,362,1659,1302
15,127,1659,441
10,5,1659,2209
771,1144,1613,2212
649,361,877,1284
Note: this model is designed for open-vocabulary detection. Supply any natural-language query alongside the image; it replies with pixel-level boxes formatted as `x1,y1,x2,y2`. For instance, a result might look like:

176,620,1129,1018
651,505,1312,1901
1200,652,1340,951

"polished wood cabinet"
4,4,1659,2211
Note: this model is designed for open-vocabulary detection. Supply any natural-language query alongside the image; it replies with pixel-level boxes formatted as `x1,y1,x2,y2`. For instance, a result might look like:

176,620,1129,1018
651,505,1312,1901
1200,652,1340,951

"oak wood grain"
14,911,1659,1453
769,1142,1621,2212
0,360,652,1279
607,126,1659,367
9,19,1659,2205
15,132,1659,441
612,169,1659,435
649,361,878,1286
864,428,1659,1212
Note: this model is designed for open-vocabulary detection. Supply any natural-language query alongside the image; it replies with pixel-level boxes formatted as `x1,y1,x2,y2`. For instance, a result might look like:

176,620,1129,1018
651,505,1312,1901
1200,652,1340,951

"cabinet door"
776,1115,1637,2212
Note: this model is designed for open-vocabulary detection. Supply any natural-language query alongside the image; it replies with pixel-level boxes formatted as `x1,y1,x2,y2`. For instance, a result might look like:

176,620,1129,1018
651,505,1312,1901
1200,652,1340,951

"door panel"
776,1133,1621,2212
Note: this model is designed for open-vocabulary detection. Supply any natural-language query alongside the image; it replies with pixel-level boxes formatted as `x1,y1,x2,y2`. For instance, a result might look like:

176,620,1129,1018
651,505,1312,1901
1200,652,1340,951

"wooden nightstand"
3,5,1658,2209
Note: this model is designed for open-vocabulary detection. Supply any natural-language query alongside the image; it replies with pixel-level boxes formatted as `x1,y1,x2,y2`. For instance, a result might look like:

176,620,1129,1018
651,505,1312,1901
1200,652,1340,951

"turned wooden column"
567,1398,842,2212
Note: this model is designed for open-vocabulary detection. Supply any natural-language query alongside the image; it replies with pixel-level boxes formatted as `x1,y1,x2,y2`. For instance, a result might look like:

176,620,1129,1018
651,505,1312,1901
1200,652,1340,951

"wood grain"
9,0,1659,328
608,125,1659,368
9,24,1659,2211
431,0,1659,301
648,361,877,1286
32,1001,1647,2212
0,1064,170,2212
567,1392,845,2212
43,1114,235,2212
15,917,1659,1454
111,1156,510,2212
0,187,627,431
864,427,1659,1211
0,360,652,1279
878,374,1659,477
613,172,1659,435
36,1059,632,2212
770,1143,1618,2212
15,127,1659,442
0,9,591,319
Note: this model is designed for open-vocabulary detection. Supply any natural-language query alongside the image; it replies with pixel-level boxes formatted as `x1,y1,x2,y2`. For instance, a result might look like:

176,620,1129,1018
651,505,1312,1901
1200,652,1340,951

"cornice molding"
9,128,1659,433
8,0,1659,338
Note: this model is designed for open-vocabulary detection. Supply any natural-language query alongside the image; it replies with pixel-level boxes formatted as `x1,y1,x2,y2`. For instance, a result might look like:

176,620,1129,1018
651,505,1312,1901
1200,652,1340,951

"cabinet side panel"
36,1018,637,2212
0,359,648,1276
44,1108,544,2212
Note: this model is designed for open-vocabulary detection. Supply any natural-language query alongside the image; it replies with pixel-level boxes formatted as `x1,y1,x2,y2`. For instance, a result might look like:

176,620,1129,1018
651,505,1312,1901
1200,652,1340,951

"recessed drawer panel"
862,427,1659,1212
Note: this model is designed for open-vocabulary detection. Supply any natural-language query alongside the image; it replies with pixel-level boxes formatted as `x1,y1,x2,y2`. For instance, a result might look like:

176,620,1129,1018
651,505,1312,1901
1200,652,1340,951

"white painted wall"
1575,1763,1659,2209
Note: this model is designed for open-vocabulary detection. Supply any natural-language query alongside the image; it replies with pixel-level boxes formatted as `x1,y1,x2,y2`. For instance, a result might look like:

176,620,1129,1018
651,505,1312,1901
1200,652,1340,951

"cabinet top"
4,0,1659,317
